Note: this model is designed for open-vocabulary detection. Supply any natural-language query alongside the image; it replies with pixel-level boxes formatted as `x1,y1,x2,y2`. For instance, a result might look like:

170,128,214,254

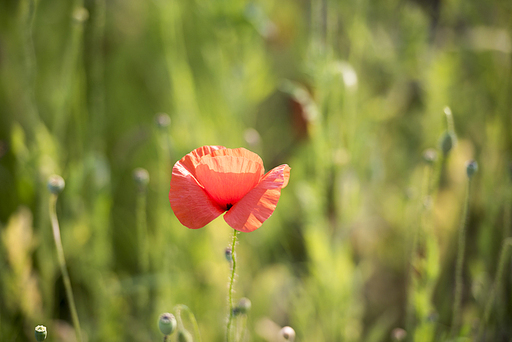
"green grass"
0,0,511,341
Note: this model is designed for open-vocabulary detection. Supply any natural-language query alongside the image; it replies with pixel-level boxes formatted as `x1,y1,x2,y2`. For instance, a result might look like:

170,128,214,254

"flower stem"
49,194,83,342
450,178,472,338
226,229,239,342
478,237,512,339
175,304,202,342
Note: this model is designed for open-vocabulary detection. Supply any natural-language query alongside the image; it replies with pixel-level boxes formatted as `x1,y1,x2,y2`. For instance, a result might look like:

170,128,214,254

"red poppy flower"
169,146,290,232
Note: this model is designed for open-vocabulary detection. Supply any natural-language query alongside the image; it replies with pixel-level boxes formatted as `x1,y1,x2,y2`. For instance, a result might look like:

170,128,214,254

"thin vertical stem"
478,238,512,339
450,179,471,338
226,229,239,342
405,163,433,340
174,304,202,342
49,194,83,342
136,188,149,274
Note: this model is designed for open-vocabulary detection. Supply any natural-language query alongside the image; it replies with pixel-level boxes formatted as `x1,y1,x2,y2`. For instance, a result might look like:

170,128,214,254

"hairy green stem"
450,179,471,338
226,229,239,342
49,194,83,342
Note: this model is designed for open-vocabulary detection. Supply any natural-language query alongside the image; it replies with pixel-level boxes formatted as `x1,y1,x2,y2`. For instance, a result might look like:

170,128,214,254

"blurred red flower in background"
169,146,290,232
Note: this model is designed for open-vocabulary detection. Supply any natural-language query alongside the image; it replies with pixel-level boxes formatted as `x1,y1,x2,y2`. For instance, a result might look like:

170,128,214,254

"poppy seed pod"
439,131,456,156
133,168,150,187
47,175,65,194
466,160,478,178
158,313,177,336
177,329,193,342
34,325,47,341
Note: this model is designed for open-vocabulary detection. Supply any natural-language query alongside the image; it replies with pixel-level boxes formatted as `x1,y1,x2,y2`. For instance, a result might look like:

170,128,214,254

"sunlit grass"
0,0,511,341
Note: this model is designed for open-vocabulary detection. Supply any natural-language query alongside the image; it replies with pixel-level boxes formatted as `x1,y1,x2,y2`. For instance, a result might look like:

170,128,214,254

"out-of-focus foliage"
0,0,511,341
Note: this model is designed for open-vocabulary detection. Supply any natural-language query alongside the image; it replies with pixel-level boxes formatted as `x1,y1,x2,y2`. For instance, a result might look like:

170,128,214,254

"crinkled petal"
196,155,264,209
209,147,264,166
224,164,290,232
179,145,226,177
169,157,224,229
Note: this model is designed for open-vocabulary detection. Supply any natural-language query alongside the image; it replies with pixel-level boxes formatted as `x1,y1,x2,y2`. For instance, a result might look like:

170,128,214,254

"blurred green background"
1,0,511,341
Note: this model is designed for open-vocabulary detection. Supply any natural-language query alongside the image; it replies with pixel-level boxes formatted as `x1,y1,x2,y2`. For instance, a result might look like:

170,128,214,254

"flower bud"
466,160,478,178
422,148,437,164
233,297,252,316
155,113,171,128
34,325,47,341
439,131,456,156
280,326,295,341
133,168,150,188
224,247,232,262
177,329,193,342
158,313,177,336
391,327,407,341
47,175,65,194
72,7,89,23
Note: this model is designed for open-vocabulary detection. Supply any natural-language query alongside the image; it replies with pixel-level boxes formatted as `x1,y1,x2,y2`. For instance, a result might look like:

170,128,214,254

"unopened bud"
34,325,47,341
155,113,171,128
158,313,177,336
225,247,232,262
439,131,456,156
422,148,437,164
47,175,65,194
233,297,251,315
391,327,407,341
177,329,193,342
466,160,478,178
280,326,295,341
133,168,150,188
72,7,89,23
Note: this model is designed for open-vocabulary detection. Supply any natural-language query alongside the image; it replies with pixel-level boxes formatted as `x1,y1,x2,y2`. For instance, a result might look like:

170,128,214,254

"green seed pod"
439,131,456,156
34,325,47,341
158,313,177,336
177,329,193,342
466,160,478,178
47,175,65,194
280,326,295,341
133,168,150,188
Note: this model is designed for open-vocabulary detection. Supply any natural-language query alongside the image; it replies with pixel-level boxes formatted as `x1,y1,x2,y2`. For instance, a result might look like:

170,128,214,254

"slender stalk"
450,179,472,338
226,229,239,342
49,194,83,342
478,238,512,339
174,304,202,342
405,162,433,340
136,188,149,274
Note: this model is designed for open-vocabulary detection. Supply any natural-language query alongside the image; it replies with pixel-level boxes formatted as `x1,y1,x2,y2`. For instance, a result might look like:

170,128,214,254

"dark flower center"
226,203,233,211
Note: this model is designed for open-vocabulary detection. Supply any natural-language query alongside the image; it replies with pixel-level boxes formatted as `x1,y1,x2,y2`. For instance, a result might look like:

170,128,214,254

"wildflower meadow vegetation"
0,0,511,341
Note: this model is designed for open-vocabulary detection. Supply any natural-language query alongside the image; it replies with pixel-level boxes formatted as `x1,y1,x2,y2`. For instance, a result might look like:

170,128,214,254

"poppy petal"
195,155,264,209
169,149,225,229
179,145,226,177
224,164,290,232
209,147,264,166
